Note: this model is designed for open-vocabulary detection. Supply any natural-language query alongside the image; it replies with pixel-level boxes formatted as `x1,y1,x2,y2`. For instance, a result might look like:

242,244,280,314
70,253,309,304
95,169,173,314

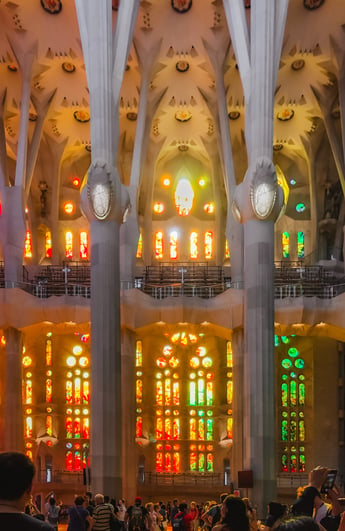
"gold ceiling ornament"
40,0,62,14
171,0,192,14
175,109,192,122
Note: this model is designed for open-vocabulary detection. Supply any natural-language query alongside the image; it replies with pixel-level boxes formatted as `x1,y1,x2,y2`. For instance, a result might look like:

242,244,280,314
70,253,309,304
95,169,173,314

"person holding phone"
292,466,329,517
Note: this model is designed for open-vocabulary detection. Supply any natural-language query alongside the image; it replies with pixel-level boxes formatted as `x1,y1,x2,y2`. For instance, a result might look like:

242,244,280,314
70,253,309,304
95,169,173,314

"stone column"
4,327,24,451
89,218,122,497
121,328,137,501
231,329,244,486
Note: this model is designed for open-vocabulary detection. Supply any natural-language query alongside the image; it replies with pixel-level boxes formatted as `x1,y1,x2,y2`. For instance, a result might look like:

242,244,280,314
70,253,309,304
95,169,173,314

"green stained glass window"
291,454,297,472
282,232,290,258
299,454,305,472
288,347,299,357
275,335,280,346
282,420,288,441
299,383,305,406
297,232,305,259
299,374,305,380
282,374,288,380
282,383,288,407
197,379,205,405
282,454,288,471
206,453,213,472
290,420,297,441
206,419,213,441
281,336,290,344
198,418,205,440
190,451,197,471
282,411,288,418
198,452,205,472
206,382,213,405
295,359,304,369
299,420,305,441
290,372,297,378
282,359,292,369
290,381,297,406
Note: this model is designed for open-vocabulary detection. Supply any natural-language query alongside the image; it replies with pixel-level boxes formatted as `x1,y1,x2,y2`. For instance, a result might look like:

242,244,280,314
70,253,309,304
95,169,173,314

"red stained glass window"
46,415,52,436
66,417,73,438
155,231,164,259
24,230,33,258
66,381,73,404
136,417,143,438
82,418,89,439
74,418,81,438
46,379,52,403
83,381,90,404
46,339,52,366
45,231,52,258
66,451,73,470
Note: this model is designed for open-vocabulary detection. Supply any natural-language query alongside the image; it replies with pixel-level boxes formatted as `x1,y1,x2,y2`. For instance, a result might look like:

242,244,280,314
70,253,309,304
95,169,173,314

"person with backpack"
126,497,149,531
173,502,194,531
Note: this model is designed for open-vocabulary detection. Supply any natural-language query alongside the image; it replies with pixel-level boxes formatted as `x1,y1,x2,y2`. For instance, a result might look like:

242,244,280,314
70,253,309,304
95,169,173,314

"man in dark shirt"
0,451,54,530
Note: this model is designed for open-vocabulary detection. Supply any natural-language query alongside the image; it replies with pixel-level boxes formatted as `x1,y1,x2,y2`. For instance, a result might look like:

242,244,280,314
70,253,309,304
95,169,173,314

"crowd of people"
1,452,345,531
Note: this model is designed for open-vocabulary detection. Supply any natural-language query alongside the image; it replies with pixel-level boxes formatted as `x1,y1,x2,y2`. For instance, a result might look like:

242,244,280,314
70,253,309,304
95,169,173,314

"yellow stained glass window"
136,234,143,258
169,231,178,259
65,231,73,259
24,230,33,258
190,232,198,259
205,231,213,260
155,231,163,259
25,417,33,438
46,415,53,436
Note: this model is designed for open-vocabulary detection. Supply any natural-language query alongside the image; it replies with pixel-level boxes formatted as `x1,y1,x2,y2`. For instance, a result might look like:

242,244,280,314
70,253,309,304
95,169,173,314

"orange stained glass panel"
66,451,73,470
190,418,197,440
164,452,172,472
156,452,163,472
65,231,73,259
225,240,230,259
46,415,53,436
204,231,213,260
46,379,52,403
136,234,143,258
45,231,52,258
172,382,180,405
25,380,33,404
156,381,163,405
136,417,143,438
24,230,33,258
156,417,163,440
136,380,143,403
227,341,233,367
173,452,180,473
66,417,73,438
155,231,163,259
136,341,142,367
198,418,205,440
227,417,233,439
173,418,180,440
190,232,198,259
82,418,90,439
66,381,73,404
25,417,33,438
74,417,81,438
74,451,81,471
79,231,88,259
165,379,171,406
169,231,178,259
46,339,52,366
227,381,233,404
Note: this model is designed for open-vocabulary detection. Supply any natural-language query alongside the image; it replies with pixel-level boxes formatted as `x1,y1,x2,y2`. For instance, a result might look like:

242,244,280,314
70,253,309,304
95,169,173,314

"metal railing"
143,471,224,486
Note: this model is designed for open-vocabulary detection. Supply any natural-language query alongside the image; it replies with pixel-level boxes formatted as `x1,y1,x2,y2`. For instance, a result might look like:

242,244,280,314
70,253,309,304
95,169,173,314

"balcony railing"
0,263,345,300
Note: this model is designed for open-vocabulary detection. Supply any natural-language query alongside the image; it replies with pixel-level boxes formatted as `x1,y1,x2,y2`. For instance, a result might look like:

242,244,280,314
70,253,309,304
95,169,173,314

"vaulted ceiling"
0,0,344,224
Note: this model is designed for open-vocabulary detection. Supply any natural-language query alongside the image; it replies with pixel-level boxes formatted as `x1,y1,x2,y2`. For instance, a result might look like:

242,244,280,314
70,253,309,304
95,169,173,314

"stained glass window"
190,232,198,259
65,231,73,259
204,231,213,260
169,231,178,259
136,380,143,403
45,231,52,258
136,341,142,367
282,232,289,259
46,339,52,366
82,418,90,439
46,379,52,402
225,240,230,259
227,417,233,439
46,415,53,436
175,178,194,216
155,231,164,259
136,234,143,258
24,230,33,258
189,381,196,406
136,416,143,438
79,231,88,259
297,232,304,259
25,380,33,404
25,417,33,438
278,340,306,472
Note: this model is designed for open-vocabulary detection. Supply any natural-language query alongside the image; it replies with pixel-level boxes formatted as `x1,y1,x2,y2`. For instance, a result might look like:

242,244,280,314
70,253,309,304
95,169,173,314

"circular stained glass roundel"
169,357,179,368
288,347,299,357
190,357,200,368
156,357,167,368
295,359,304,369
281,359,292,369
202,357,212,368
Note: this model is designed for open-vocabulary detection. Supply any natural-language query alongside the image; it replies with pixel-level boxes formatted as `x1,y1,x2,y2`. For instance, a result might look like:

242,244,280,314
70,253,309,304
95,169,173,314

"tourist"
93,493,116,531
126,496,148,531
275,516,319,531
0,451,54,530
67,495,92,531
212,495,249,531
